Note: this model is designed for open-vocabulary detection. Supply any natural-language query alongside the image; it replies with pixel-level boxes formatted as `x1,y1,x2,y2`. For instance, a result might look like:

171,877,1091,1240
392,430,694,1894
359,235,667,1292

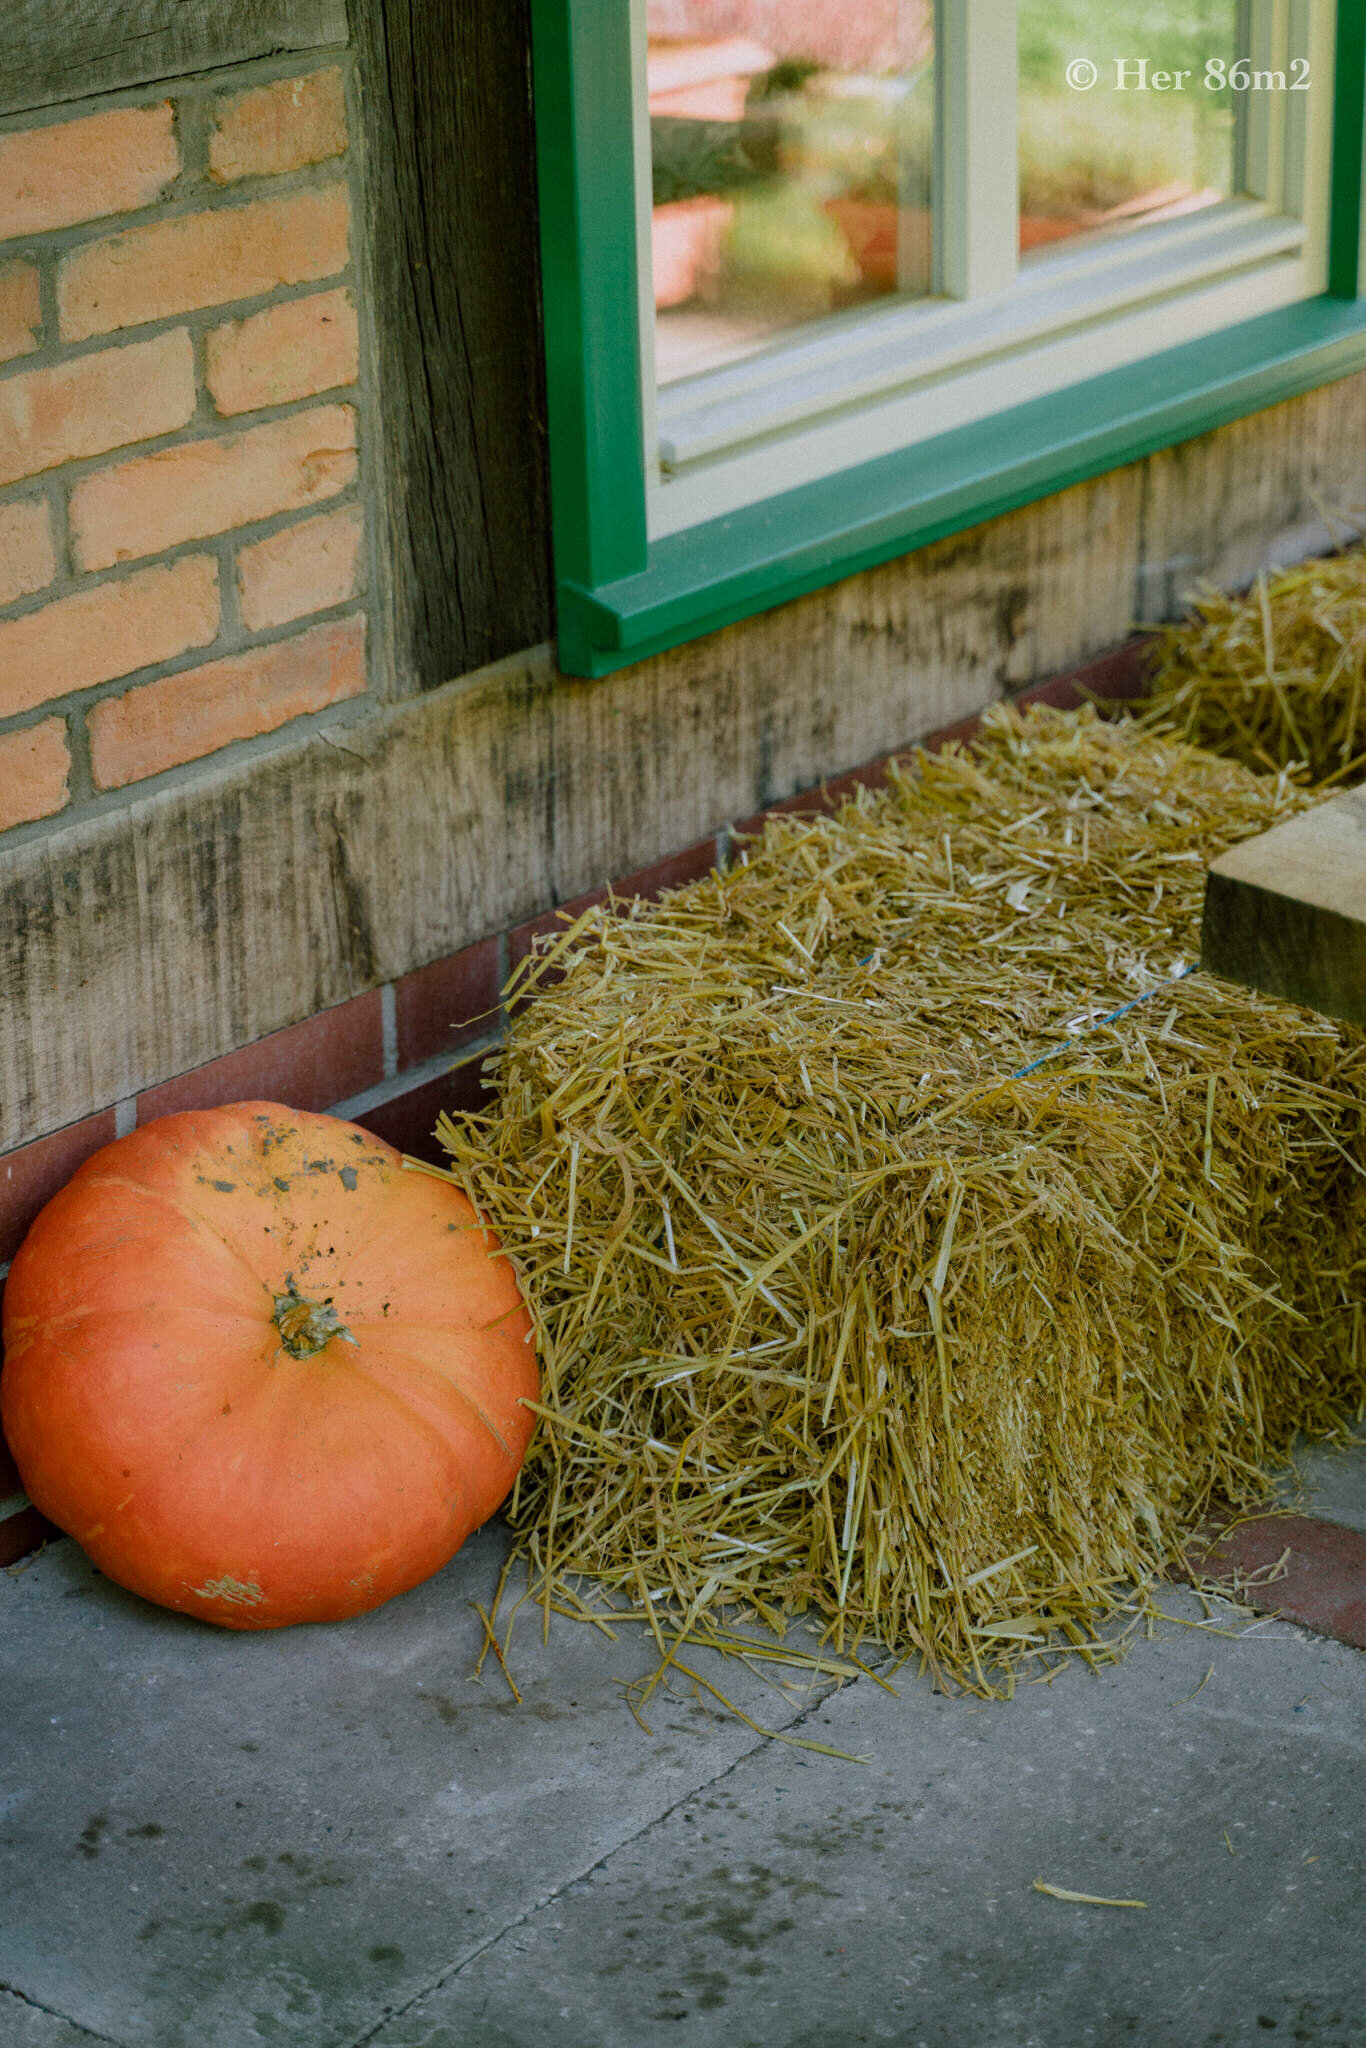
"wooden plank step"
1202,785,1366,1023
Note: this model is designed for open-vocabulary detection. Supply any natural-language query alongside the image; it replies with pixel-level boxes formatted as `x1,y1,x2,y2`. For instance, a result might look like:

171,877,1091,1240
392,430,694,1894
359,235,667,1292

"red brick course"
0,1107,118,1264
136,989,385,1126
0,328,196,488
58,183,350,340
0,554,220,719
0,103,178,240
0,719,70,829
236,503,363,631
209,69,348,184
89,611,367,787
205,286,359,416
395,938,502,1070
70,402,357,570
0,258,41,364
0,497,56,606
354,1054,497,1165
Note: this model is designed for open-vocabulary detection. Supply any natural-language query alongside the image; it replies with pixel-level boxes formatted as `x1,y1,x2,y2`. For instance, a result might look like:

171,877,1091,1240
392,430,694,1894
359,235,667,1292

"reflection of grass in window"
710,83,936,318
1019,95,1235,219
1019,0,1235,219
792,84,934,206
1018,0,1237,90
715,179,856,319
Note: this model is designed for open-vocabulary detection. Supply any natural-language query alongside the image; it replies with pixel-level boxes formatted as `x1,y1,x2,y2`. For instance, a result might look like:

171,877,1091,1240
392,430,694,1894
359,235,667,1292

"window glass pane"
647,2,935,384
1017,1,1238,257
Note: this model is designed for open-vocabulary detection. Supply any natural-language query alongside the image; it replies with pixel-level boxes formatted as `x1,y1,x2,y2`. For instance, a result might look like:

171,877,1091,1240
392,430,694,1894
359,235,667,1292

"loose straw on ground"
430,706,1366,1698
1145,544,1366,786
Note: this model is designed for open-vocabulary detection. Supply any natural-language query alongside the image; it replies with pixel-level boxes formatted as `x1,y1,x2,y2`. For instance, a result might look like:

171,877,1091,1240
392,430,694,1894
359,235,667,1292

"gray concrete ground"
1275,1428,1366,1535
3,1445,1364,2048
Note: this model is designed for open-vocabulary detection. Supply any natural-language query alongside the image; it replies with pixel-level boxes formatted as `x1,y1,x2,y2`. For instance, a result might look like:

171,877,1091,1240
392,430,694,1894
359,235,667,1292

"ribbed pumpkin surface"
0,1102,537,1628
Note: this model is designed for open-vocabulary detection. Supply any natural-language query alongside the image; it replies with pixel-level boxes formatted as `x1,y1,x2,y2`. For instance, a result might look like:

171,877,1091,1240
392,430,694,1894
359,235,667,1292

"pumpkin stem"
272,1284,357,1360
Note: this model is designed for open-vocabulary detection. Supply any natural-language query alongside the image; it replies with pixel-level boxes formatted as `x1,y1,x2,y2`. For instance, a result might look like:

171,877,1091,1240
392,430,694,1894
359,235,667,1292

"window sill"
655,201,1304,471
556,292,1366,678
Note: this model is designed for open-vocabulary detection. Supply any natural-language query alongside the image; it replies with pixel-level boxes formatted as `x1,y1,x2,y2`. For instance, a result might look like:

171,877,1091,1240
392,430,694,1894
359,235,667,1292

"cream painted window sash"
638,0,1334,537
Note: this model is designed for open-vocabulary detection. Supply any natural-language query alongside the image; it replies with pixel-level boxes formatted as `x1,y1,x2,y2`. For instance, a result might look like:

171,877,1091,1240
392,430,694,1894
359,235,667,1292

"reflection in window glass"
1018,1,1238,256
647,2,935,384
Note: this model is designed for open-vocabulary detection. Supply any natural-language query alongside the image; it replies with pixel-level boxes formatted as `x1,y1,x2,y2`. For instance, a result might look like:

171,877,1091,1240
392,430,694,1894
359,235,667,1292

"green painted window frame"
531,0,1366,679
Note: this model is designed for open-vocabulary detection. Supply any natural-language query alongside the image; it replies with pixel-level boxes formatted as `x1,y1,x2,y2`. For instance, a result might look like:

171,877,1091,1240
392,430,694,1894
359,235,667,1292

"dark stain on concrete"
76,1812,107,1859
241,1900,285,1936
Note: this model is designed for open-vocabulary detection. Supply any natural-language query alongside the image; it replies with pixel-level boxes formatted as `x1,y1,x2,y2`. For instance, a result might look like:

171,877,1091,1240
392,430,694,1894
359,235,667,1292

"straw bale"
436,707,1366,1689
1146,546,1366,785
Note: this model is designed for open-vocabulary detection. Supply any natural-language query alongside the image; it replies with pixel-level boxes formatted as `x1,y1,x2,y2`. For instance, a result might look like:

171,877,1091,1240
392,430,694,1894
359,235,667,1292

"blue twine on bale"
847,955,1201,1082
1011,962,1201,1079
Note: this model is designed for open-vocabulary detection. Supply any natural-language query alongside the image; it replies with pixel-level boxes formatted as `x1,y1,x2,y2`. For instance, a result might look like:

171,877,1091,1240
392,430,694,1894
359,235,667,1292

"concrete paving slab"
365,1593,1366,2048
0,1992,111,2048
0,1529,836,2048
1275,1429,1366,1535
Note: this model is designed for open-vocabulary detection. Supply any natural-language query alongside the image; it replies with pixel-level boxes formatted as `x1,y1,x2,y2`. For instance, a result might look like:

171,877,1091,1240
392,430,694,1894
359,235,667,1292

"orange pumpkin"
0,1102,537,1628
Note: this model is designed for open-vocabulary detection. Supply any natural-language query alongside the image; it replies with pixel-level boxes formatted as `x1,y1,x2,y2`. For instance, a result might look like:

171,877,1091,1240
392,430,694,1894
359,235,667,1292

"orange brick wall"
0,60,370,837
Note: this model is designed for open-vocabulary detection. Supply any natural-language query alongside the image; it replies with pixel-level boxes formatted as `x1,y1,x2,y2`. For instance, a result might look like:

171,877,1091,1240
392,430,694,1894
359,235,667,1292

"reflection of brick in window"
644,2,934,79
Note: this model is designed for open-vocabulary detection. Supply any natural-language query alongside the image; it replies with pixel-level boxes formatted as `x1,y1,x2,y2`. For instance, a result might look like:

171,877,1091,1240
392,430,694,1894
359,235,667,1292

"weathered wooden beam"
348,0,553,688
0,459,1150,1154
1202,785,1366,1023
4,356,1366,1153
0,0,348,119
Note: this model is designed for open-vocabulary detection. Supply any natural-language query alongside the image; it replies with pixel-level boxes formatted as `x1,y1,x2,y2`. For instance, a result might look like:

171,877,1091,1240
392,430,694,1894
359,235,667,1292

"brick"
1183,1513,1366,1652
0,497,55,605
0,718,69,831
352,1055,497,1167
59,184,350,342
0,328,195,490
0,259,41,364
236,503,363,631
137,988,383,1124
395,937,502,1070
921,716,982,758
734,770,891,839
507,839,721,976
70,402,357,571
0,1107,117,1264
614,839,721,902
1018,632,1159,713
90,610,367,788
508,884,610,981
0,104,178,241
730,638,1163,840
206,286,359,416
0,1502,59,1567
0,555,219,720
209,68,348,183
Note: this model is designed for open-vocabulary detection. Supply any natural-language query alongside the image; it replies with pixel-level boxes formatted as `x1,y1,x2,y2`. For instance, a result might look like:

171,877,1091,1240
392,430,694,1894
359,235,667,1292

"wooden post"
1202,785,1366,1022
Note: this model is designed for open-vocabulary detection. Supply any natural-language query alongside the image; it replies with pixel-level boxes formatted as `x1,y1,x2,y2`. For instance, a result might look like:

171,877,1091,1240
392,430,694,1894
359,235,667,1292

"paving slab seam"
340,1653,893,2048
0,1980,131,2047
